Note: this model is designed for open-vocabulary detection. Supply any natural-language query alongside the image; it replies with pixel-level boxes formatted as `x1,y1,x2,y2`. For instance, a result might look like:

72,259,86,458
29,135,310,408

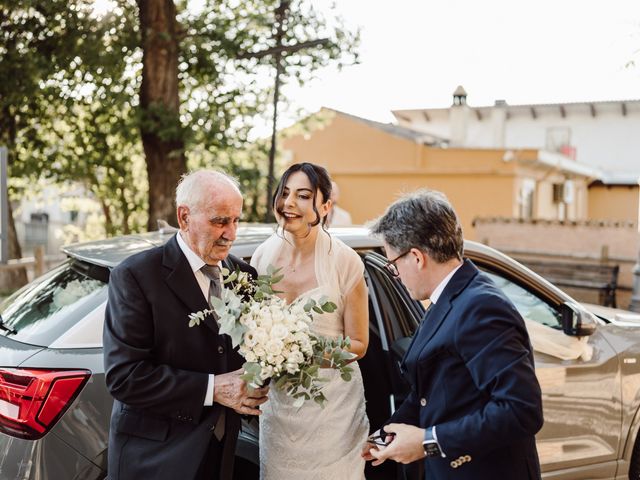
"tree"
0,0,359,284
4,1,146,238
137,0,359,229
0,0,98,288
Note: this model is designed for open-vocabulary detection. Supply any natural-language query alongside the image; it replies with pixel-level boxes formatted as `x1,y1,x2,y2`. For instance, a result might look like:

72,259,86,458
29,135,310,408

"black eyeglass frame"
384,250,411,277
366,432,396,446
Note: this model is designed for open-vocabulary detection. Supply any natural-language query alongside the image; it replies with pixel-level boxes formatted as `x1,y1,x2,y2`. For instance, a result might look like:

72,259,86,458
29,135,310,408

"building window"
552,181,574,204
25,212,49,249
519,179,536,219
546,127,572,154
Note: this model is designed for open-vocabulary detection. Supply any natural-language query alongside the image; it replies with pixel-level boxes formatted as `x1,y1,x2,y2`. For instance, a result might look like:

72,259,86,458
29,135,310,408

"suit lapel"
414,259,479,357
163,235,219,335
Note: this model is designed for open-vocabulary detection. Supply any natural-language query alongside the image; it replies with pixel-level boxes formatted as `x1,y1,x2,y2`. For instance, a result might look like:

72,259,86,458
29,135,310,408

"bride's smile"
275,171,331,234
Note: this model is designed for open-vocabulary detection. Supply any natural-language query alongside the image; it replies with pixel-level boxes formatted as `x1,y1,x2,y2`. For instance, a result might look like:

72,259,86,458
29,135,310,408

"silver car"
0,225,638,480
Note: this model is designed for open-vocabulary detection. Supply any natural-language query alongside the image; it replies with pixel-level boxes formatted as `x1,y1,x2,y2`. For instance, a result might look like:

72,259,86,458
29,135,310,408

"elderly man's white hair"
175,170,240,211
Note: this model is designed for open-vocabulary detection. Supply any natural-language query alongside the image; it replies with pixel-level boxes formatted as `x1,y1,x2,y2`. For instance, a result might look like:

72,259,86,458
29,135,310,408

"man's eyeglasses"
366,432,395,446
384,250,411,277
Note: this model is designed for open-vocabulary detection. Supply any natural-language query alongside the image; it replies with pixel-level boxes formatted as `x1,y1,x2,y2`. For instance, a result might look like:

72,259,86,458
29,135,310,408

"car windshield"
0,260,108,347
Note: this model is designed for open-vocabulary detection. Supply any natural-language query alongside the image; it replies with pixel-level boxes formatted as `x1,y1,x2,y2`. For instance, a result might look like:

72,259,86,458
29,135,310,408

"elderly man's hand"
369,423,426,466
213,369,269,415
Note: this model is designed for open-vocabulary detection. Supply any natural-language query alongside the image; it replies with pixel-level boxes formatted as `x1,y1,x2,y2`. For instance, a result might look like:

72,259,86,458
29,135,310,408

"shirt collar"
176,232,209,273
429,263,463,305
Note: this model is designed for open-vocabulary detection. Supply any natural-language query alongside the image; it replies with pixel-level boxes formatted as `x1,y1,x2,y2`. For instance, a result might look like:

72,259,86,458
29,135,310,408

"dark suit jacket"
103,235,256,480
389,259,543,479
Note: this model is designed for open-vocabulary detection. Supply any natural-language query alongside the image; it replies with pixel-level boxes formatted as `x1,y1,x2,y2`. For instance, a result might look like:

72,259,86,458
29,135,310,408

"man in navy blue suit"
364,189,543,479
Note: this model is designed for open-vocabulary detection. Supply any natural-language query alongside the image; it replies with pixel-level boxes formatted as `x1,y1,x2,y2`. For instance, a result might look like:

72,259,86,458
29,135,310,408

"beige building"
588,176,640,224
283,109,600,240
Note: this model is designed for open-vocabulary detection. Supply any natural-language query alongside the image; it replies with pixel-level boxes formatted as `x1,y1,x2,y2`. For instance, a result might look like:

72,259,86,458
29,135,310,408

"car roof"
61,225,387,268
61,224,578,307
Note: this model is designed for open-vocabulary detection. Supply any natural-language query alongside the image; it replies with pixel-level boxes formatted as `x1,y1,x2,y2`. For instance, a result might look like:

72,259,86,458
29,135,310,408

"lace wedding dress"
251,229,369,480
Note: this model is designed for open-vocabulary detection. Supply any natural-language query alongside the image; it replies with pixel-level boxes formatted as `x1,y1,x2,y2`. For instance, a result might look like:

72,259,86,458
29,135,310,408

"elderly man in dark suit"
103,170,269,480
364,189,543,479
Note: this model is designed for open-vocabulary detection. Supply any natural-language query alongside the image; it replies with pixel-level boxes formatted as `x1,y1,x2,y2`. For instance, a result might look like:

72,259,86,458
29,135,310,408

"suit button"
217,345,225,354
420,398,427,406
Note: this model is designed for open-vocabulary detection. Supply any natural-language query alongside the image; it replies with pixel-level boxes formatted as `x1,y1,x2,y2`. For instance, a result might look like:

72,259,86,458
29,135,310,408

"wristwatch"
422,427,442,458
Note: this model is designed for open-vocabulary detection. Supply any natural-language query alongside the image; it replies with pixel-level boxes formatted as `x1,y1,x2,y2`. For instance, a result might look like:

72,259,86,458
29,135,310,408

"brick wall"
473,217,640,309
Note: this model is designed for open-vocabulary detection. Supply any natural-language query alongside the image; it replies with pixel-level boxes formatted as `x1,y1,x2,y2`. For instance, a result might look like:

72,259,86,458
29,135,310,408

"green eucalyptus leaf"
321,302,338,313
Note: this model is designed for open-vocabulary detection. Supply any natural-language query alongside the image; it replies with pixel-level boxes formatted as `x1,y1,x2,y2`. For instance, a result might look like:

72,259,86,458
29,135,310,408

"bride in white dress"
251,163,370,480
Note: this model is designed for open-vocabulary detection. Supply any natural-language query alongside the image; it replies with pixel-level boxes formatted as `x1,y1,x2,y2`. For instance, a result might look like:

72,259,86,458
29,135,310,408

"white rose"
285,363,299,374
295,320,310,332
244,350,257,363
288,351,304,365
270,307,285,324
243,331,257,348
259,312,273,330
265,339,284,356
270,324,289,341
253,328,269,346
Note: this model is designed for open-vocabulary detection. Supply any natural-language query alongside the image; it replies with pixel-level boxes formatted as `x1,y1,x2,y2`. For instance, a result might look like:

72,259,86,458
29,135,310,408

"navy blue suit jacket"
103,235,256,480
389,259,543,479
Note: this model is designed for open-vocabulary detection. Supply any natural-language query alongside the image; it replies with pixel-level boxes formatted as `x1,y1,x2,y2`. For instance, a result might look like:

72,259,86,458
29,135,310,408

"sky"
281,0,640,124
92,0,640,126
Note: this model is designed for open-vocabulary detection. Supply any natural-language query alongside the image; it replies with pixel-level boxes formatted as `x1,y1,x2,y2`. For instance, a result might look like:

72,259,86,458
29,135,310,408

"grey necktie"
201,264,221,305
200,264,225,440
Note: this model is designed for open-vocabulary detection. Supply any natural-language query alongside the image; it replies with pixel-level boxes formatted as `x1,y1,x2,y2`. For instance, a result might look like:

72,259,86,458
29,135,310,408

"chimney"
450,85,469,146
491,99,507,147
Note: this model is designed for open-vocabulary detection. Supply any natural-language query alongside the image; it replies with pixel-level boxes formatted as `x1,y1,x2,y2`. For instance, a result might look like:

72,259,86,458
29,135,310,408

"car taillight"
0,368,91,440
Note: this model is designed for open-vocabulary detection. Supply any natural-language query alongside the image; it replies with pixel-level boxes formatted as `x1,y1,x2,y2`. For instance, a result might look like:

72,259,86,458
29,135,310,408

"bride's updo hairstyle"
273,162,332,229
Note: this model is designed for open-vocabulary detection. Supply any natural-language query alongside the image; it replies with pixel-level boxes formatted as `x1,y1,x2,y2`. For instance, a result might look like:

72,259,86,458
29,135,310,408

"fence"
0,246,67,283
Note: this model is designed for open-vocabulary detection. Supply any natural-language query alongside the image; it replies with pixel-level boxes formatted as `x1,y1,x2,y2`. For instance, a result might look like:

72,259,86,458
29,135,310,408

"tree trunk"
0,109,28,292
137,0,186,231
0,197,28,292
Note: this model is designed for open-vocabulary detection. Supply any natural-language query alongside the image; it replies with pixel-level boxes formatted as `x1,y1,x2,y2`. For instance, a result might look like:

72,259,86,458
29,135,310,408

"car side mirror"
561,302,597,337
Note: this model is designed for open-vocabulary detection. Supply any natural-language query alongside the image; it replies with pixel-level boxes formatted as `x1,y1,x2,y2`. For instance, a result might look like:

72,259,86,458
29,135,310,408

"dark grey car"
0,226,639,480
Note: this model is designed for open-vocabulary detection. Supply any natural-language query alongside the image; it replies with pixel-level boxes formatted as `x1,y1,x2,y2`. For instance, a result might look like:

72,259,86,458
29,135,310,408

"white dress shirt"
176,232,220,406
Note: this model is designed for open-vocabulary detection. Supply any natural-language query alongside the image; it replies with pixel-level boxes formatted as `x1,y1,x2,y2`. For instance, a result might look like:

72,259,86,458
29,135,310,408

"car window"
483,270,562,329
364,255,424,342
0,260,108,347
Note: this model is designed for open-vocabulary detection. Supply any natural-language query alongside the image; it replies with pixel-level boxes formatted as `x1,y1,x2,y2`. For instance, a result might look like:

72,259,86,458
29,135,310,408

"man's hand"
362,429,394,462
369,423,426,466
361,441,378,461
213,369,269,415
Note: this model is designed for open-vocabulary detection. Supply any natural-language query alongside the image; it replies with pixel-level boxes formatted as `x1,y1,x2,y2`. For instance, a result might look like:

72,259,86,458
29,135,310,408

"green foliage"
1,0,146,236
1,0,359,235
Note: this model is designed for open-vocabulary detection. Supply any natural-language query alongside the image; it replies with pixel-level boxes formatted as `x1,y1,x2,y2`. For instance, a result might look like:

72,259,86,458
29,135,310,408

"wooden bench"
519,259,620,307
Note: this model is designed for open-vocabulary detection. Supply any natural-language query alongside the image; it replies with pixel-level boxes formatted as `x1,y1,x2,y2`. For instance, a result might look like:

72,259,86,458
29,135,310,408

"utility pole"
631,253,640,312
239,0,327,222
0,147,8,264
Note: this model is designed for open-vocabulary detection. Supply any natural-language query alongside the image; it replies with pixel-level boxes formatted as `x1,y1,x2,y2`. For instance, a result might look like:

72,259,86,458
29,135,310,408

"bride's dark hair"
272,162,332,229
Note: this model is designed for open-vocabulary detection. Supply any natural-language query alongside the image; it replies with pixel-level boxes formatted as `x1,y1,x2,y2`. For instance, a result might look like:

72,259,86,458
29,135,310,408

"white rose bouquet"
188,266,354,407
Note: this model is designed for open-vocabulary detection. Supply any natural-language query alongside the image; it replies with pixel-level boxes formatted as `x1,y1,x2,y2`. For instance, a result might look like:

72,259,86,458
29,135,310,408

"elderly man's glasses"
384,250,410,277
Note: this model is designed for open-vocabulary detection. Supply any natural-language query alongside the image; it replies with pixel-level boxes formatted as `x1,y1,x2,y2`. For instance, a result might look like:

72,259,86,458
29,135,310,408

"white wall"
397,101,640,175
